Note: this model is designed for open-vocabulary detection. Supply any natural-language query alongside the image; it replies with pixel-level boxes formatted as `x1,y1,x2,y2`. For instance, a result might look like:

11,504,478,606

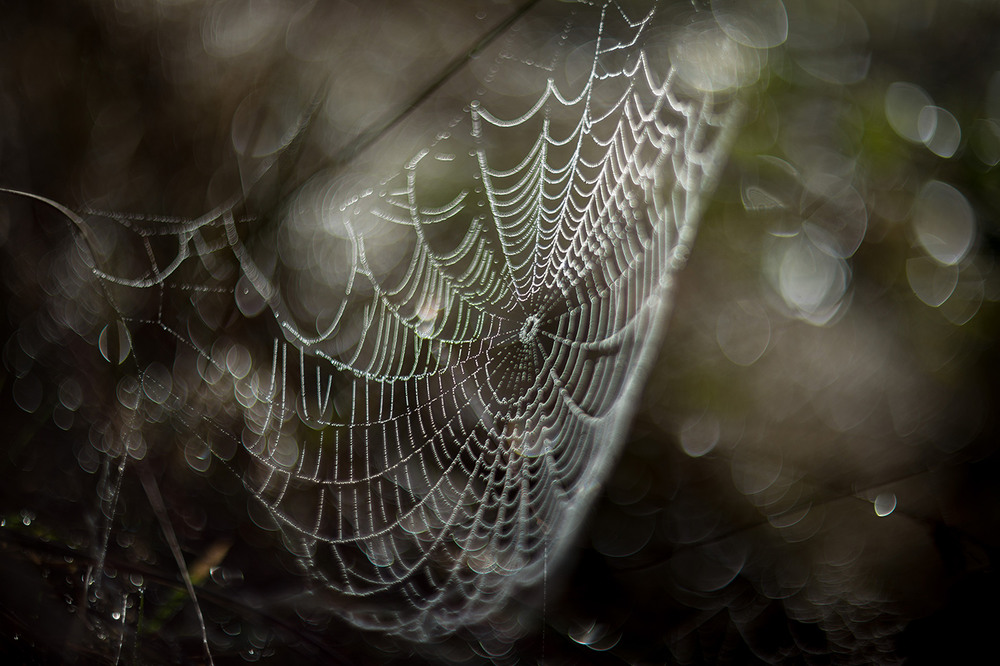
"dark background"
2,1,999,663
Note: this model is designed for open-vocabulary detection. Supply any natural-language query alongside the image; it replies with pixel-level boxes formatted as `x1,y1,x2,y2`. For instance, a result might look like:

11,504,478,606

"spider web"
13,0,744,645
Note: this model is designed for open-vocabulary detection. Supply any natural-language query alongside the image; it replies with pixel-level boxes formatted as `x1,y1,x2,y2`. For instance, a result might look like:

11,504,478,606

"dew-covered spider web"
4,0,749,647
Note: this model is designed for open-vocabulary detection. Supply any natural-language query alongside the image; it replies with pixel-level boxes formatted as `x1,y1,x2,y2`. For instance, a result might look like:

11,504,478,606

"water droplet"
731,445,783,495
235,275,267,317
742,155,799,216
802,180,868,258
679,415,721,458
52,403,75,430
211,566,245,587
569,621,607,646
58,379,83,411
906,256,959,307
885,82,933,143
874,492,896,517
125,430,148,461
786,0,870,84
117,375,142,410
940,264,985,326
184,440,212,473
912,180,975,266
99,321,132,364
771,236,850,321
768,503,811,529
918,105,961,158
713,0,788,49
971,119,1000,166
142,362,173,405
716,300,770,366
670,23,762,92
226,344,252,379
231,92,297,158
